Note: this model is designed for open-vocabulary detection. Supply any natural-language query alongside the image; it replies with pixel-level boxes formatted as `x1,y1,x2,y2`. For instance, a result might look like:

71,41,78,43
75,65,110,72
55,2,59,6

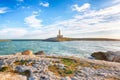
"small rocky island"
43,30,120,42
0,50,120,80
1,30,120,42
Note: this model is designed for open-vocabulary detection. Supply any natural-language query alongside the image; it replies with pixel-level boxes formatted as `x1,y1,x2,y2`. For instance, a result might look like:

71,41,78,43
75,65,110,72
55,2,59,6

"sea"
0,41,120,58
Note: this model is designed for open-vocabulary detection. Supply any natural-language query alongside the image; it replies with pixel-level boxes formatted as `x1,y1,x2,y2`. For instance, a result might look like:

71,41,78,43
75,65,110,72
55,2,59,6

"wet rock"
91,51,120,62
34,51,45,55
22,50,33,55
91,52,107,60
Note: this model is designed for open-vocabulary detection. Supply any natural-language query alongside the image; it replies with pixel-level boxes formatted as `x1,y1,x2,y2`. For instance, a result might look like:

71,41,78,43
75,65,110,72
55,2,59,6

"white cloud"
1,2,120,39
0,7,9,14
40,2,49,7
14,2,120,39
24,14,43,28
32,10,41,15
72,3,90,12
113,0,120,4
73,3,120,25
38,3,120,39
0,28,27,39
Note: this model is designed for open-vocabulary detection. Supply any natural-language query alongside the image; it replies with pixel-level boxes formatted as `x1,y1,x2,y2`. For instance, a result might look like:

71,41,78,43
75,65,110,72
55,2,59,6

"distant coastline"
1,30,120,42
0,38,120,42
43,30,120,42
43,37,120,42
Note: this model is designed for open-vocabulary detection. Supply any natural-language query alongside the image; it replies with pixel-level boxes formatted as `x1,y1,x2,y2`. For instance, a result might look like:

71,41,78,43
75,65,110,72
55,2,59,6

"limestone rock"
91,51,120,62
22,50,33,55
0,72,27,80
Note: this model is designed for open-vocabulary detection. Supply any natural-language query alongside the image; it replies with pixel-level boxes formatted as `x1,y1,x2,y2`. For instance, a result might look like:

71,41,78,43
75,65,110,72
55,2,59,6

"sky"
0,0,120,39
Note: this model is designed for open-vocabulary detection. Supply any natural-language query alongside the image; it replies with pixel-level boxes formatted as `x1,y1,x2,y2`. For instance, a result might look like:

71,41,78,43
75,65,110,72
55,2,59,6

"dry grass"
79,61,109,69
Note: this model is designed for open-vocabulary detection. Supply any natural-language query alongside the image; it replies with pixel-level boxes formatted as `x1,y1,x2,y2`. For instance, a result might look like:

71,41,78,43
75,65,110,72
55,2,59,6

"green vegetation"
14,60,34,66
64,69,73,74
0,66,12,72
61,58,78,67
48,58,79,77
0,66,30,77
48,65,74,77
0,66,9,72
48,57,109,77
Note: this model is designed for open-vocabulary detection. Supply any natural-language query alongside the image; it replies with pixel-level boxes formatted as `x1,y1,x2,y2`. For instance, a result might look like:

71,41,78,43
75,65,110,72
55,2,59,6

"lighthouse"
57,29,63,38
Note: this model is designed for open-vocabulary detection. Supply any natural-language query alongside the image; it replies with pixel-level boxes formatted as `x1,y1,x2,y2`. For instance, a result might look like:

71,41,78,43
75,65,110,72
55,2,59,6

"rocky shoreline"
0,50,120,80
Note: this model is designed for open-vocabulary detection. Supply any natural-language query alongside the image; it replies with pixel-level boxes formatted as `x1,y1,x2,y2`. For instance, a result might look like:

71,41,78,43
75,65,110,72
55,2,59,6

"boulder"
91,51,120,62
22,50,33,55
34,51,45,55
91,52,107,60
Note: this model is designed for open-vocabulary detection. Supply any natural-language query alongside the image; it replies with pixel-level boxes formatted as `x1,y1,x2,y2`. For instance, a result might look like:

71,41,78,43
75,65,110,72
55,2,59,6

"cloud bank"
0,7,9,14
0,1,120,39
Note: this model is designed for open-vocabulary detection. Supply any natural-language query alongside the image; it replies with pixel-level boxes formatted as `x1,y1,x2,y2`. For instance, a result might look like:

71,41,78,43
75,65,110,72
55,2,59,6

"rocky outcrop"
0,54,120,80
91,51,120,62
22,50,33,55
34,51,45,55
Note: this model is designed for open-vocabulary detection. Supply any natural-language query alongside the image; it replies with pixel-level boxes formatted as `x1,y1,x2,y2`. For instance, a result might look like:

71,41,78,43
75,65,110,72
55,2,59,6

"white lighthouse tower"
57,29,63,38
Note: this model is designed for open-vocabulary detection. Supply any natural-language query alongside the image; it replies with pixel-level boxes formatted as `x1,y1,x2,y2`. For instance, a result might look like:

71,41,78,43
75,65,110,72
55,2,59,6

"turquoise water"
0,41,120,58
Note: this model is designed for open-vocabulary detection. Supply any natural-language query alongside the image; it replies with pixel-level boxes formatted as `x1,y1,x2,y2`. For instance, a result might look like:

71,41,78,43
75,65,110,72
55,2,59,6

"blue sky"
0,0,120,39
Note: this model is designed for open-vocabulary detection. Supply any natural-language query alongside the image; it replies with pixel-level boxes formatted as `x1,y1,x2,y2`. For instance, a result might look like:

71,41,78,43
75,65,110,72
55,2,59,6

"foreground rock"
0,72,27,80
0,55,120,80
91,51,120,62
22,50,33,55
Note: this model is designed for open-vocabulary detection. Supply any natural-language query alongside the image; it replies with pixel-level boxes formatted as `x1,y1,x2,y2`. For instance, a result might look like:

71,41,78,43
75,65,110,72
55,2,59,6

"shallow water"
0,41,120,58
